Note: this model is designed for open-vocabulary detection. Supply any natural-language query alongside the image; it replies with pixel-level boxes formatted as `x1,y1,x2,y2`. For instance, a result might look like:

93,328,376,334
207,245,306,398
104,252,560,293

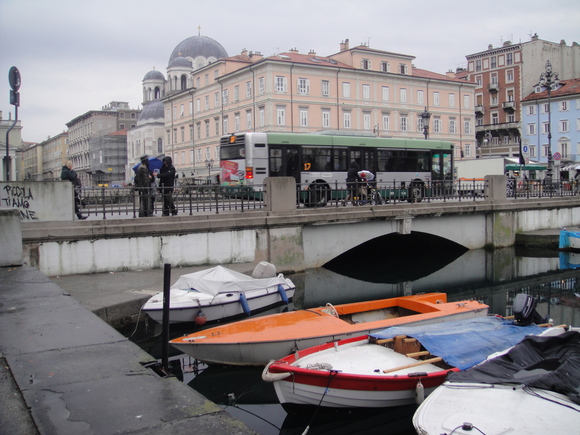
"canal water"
135,245,580,434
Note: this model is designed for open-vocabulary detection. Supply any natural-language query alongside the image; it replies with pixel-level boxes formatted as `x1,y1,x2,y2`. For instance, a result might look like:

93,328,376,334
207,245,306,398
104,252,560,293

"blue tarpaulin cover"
370,316,545,370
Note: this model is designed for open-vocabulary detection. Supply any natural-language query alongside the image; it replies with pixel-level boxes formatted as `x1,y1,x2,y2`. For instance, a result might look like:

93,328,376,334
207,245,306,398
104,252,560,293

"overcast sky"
1,0,579,143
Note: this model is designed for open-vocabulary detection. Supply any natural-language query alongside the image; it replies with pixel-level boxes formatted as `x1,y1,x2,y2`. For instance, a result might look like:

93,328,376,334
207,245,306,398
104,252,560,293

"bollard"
162,263,171,371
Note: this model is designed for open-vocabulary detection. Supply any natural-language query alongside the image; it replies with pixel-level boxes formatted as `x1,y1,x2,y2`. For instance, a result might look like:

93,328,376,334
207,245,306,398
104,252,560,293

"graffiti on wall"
1,185,38,220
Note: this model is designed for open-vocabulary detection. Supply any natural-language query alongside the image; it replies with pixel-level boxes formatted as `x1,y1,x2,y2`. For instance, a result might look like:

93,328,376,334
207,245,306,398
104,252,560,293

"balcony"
502,101,516,113
475,105,485,115
488,83,499,93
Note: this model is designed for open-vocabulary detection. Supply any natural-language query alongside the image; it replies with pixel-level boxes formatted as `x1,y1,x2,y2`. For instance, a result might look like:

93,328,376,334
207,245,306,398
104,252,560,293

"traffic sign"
553,152,561,161
8,66,20,91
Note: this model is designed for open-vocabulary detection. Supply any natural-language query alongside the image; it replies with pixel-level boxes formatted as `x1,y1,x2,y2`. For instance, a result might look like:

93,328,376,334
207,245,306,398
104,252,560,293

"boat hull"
144,287,295,324
170,293,489,366
413,382,580,434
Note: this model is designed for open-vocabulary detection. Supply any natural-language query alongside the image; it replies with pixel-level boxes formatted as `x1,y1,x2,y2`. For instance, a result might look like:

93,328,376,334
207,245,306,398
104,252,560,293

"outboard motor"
512,293,546,325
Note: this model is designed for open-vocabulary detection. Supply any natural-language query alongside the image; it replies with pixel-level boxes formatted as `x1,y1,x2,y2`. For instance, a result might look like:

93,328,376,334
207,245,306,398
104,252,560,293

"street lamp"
421,107,431,140
539,60,559,185
205,158,214,184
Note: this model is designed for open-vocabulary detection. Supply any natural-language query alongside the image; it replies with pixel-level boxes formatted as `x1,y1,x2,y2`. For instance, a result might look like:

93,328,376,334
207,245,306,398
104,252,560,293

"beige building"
21,141,42,180
66,101,139,186
41,132,68,180
142,35,476,178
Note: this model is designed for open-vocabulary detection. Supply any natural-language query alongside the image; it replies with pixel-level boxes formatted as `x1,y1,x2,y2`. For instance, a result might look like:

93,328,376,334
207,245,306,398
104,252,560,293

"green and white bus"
219,132,454,203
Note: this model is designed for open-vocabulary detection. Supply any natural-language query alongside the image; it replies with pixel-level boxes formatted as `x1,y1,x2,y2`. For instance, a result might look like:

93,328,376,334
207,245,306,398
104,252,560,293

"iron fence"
75,178,579,218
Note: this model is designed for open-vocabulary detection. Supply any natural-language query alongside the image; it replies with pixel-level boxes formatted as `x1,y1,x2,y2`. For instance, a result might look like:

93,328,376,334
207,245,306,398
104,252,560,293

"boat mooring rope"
301,370,339,435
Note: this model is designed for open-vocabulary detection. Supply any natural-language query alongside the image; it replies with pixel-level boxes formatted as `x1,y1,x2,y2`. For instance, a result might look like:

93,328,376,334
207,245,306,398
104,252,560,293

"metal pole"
161,263,171,371
4,105,18,181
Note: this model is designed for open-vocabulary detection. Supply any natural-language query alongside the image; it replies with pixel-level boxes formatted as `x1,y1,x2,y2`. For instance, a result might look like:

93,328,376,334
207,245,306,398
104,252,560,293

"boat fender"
415,379,425,404
262,360,292,382
277,284,289,304
239,293,251,316
195,310,207,326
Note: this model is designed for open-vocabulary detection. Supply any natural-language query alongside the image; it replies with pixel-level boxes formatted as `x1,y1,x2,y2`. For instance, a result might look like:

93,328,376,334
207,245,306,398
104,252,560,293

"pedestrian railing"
76,178,579,219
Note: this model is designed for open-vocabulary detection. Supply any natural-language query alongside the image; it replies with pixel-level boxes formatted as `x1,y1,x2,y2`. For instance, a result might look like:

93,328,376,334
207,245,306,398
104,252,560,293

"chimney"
340,38,350,51
289,47,299,53
241,48,248,56
308,49,316,55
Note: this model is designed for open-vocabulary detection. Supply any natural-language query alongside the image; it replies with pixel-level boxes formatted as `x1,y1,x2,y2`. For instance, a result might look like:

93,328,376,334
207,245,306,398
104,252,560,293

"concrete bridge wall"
19,195,580,276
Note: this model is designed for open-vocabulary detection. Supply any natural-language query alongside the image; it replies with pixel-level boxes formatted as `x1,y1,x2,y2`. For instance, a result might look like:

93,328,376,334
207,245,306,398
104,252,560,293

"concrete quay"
0,264,256,435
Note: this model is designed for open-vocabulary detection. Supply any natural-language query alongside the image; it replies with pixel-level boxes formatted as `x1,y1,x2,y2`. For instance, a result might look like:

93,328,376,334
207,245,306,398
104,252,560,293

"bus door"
269,145,300,182
350,148,376,174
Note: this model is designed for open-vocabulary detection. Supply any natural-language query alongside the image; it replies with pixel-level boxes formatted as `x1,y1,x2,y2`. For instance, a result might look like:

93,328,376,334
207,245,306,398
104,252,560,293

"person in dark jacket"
344,160,360,205
61,160,87,219
156,156,177,216
135,154,154,217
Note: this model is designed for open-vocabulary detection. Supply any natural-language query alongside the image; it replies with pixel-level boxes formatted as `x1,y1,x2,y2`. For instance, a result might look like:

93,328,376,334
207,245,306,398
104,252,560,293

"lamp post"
539,60,559,186
421,107,431,140
205,158,214,184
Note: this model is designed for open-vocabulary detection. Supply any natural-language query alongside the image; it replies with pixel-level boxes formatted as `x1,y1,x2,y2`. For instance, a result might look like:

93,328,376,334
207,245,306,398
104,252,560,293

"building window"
197,148,202,163
363,112,371,130
246,110,252,130
215,92,219,107
417,90,424,105
417,116,424,132
506,53,513,65
400,88,407,103
223,117,229,134
204,120,210,138
343,110,351,128
449,118,457,134
449,93,455,107
400,114,408,131
529,146,536,157
433,117,441,133
506,69,514,83
528,123,536,135
464,119,472,134
181,127,185,142
322,80,330,96
433,92,440,106
235,113,240,132
222,89,229,105
463,95,470,109
298,78,310,94
322,109,330,128
475,59,482,72
561,142,569,158
234,85,239,101
196,123,200,139
205,95,209,110
276,106,286,125
399,64,408,74
560,120,569,132
381,113,390,131
382,86,389,101
259,77,265,94
491,112,499,124
362,84,370,100
476,75,482,87
204,74,209,86
491,56,497,68
259,107,265,127
527,105,535,115
508,113,515,123
275,76,287,93
361,58,371,70
560,101,568,111
381,61,390,72
195,99,200,113
157,137,163,154
214,118,220,136
299,108,308,127
246,81,252,98
343,82,351,98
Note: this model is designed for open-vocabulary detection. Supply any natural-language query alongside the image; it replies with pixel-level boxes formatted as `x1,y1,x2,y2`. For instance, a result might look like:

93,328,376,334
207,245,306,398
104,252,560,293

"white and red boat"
169,293,489,366
262,317,547,411
143,263,295,324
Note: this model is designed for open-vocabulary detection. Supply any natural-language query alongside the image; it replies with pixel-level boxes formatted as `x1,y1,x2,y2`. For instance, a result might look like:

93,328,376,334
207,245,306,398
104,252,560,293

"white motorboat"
142,262,295,324
413,328,580,434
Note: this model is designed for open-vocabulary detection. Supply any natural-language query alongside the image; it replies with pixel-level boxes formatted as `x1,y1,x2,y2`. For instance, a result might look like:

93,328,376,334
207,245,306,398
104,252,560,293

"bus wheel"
306,181,331,207
407,182,424,203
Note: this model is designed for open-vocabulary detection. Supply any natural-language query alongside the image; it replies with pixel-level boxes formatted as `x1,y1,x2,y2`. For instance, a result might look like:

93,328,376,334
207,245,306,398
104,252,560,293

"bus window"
269,148,282,176
221,144,245,160
303,147,331,171
417,151,430,172
333,148,348,171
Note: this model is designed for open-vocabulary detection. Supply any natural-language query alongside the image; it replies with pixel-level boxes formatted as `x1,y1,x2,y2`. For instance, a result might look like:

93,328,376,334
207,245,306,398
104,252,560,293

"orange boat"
170,293,488,366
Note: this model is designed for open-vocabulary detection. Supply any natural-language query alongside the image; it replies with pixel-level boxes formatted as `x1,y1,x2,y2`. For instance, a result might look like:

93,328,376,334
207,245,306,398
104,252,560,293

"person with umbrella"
156,156,177,216
135,154,154,217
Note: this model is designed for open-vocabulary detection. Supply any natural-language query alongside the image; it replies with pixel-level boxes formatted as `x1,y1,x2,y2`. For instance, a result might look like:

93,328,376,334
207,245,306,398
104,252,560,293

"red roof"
522,77,580,101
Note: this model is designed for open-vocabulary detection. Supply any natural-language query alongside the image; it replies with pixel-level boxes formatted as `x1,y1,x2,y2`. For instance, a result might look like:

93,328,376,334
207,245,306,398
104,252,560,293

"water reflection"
138,246,580,435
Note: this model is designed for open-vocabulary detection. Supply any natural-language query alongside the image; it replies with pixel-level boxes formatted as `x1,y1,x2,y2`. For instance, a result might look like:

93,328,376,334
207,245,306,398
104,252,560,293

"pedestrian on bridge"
135,155,154,217
157,156,177,216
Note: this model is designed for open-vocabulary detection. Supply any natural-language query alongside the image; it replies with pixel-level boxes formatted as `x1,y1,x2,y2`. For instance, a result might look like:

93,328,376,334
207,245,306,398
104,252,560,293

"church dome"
168,35,228,65
138,101,164,124
143,70,165,81
168,56,193,69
